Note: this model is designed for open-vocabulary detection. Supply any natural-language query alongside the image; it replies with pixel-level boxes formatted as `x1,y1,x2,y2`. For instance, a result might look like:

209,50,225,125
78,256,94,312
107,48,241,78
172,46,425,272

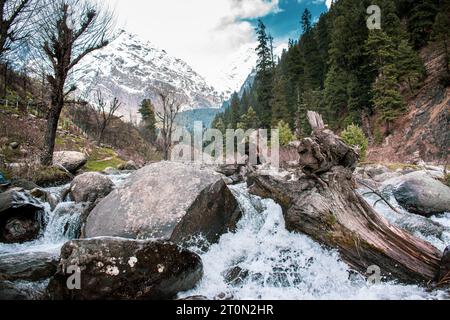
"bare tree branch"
154,87,185,160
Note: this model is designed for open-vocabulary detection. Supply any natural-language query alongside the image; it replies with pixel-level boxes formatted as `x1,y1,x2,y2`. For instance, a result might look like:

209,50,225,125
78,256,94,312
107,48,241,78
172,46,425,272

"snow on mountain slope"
76,31,224,120
76,30,286,123
210,43,258,99
209,42,288,98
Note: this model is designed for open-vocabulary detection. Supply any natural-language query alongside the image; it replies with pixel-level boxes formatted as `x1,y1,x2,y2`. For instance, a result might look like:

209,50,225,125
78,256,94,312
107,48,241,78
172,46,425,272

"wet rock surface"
0,251,58,282
47,237,203,300
0,189,45,243
392,172,450,217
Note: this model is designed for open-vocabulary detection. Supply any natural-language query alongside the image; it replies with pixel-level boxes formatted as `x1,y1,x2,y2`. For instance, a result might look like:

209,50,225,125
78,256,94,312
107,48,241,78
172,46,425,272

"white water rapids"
179,184,449,300
0,174,449,300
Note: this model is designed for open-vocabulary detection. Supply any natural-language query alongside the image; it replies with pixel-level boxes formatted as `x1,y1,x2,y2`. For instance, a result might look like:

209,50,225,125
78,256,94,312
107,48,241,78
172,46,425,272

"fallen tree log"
248,114,442,283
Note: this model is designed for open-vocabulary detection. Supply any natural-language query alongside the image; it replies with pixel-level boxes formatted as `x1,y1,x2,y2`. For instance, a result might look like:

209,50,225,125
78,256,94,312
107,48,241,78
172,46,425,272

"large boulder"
47,237,203,300
84,162,241,245
70,172,114,203
0,189,45,243
392,172,450,217
53,151,87,173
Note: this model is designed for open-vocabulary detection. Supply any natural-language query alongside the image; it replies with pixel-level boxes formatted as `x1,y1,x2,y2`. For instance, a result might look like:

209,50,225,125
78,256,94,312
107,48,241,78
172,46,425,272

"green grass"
85,147,125,172
385,163,421,171
85,157,125,172
32,166,72,187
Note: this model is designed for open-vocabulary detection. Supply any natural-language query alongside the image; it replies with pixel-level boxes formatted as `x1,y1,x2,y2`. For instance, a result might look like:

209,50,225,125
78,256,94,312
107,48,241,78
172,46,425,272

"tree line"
212,0,450,144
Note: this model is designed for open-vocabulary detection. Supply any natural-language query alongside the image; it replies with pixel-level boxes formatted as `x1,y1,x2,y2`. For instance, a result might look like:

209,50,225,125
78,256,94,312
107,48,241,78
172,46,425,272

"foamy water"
179,184,449,300
1,173,448,300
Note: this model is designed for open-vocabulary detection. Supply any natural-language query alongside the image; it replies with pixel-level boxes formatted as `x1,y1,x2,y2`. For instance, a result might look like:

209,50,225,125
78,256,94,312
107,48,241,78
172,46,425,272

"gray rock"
0,280,48,300
0,251,59,282
0,190,44,243
393,172,450,216
11,179,39,191
53,151,87,173
102,167,120,175
216,164,243,177
84,162,241,245
9,142,19,150
47,237,203,300
30,188,60,211
70,172,114,203
365,165,390,179
118,160,138,171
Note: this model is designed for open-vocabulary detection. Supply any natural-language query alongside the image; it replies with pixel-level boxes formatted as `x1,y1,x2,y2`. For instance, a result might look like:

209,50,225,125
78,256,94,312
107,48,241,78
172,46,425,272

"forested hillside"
213,0,449,161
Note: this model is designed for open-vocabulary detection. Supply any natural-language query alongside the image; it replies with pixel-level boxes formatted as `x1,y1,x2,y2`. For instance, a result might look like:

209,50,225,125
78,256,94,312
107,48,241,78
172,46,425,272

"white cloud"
112,0,280,87
305,0,332,8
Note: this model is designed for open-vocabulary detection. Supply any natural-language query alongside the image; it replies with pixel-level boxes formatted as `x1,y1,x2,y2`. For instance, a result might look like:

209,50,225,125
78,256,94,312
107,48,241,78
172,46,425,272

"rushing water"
1,172,449,300
0,173,131,257
179,184,449,300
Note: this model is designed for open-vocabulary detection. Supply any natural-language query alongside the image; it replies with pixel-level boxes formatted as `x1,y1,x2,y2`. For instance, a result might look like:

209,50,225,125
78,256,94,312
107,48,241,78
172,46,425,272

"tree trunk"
40,91,63,166
248,119,442,283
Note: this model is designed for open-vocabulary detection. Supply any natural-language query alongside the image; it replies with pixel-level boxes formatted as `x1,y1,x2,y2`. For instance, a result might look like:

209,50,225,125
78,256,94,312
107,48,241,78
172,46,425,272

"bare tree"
36,0,115,166
154,88,185,160
0,0,34,59
93,90,121,145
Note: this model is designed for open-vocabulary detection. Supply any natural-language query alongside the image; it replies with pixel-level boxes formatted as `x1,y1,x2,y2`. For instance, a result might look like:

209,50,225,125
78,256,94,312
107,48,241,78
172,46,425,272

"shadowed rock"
0,189,45,243
47,237,203,300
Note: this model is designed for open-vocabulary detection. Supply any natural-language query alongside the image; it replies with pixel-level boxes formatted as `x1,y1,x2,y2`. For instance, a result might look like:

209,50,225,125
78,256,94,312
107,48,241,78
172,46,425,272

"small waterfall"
0,172,131,256
43,202,85,243
179,183,448,300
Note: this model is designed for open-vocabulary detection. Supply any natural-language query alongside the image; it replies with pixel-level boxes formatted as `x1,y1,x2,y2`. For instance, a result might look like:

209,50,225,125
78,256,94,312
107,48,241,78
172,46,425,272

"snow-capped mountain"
76,30,286,123
209,42,287,98
210,43,259,99
76,31,225,120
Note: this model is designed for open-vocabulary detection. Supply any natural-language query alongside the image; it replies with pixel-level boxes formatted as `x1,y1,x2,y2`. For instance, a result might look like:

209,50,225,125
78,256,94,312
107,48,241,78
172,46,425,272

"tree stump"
248,112,442,283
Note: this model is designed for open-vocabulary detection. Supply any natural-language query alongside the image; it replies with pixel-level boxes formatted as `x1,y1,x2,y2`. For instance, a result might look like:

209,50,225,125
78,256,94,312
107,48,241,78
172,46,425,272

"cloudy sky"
113,0,330,83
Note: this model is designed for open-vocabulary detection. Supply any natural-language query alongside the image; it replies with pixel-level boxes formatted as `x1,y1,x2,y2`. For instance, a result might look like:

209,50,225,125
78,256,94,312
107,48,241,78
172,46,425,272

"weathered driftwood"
307,111,325,130
248,114,442,283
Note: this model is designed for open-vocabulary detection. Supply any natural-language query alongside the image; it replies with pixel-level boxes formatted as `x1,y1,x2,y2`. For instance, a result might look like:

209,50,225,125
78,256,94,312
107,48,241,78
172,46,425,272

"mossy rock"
32,166,72,187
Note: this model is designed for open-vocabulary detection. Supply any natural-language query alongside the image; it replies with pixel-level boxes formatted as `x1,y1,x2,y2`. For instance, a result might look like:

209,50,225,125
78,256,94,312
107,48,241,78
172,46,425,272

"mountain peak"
77,31,226,120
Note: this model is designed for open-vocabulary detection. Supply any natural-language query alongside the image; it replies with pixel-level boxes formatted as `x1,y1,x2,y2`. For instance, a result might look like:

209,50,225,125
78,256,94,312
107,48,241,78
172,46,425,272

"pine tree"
301,8,312,33
238,107,259,131
396,40,425,92
433,1,450,74
254,19,274,128
371,64,405,134
212,115,226,133
323,66,349,128
138,99,157,143
408,0,439,48
271,71,290,126
229,92,240,128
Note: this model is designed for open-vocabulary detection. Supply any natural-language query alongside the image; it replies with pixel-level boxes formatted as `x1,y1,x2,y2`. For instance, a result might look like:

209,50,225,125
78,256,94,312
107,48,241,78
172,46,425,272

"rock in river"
47,237,203,300
0,189,45,243
84,162,242,245
69,172,114,203
393,171,450,217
